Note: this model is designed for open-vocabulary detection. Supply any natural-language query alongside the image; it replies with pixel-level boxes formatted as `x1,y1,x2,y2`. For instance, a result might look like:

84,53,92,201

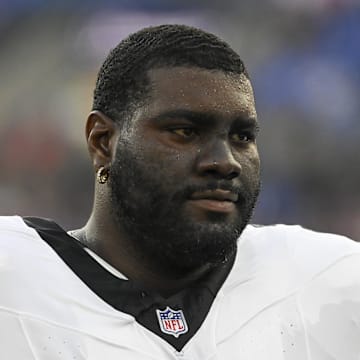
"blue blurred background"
0,0,359,240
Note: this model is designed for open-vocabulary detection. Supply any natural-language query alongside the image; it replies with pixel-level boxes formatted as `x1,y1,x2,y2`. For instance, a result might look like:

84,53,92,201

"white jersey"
0,216,360,359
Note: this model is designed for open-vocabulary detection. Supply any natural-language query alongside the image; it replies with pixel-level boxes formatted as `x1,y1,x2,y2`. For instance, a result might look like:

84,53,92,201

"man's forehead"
147,66,252,93
145,66,257,118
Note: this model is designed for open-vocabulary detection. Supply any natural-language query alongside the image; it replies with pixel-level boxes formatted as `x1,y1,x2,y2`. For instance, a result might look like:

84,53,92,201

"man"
0,25,359,359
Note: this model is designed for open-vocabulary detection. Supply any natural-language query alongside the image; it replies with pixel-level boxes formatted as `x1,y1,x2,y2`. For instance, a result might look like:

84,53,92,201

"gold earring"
97,166,109,184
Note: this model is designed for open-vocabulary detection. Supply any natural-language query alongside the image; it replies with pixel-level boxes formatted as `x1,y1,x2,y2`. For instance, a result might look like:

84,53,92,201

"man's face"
109,67,260,271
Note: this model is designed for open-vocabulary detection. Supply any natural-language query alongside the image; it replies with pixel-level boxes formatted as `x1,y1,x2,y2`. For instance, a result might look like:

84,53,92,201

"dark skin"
73,67,260,296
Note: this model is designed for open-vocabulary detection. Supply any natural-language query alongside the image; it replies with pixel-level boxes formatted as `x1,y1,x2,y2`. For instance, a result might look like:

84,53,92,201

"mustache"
177,180,248,203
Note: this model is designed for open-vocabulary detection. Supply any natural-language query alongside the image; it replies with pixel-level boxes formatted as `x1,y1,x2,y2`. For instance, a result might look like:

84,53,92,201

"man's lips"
188,189,238,213
190,189,239,202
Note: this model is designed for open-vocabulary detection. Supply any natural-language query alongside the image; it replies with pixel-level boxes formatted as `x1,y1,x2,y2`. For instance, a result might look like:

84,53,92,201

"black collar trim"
23,216,235,351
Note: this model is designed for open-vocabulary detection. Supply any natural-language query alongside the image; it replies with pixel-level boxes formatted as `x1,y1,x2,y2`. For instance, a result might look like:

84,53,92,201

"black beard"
109,143,260,273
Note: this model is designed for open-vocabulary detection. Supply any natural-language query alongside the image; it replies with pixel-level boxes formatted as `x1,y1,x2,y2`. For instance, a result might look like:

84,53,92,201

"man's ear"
86,110,118,170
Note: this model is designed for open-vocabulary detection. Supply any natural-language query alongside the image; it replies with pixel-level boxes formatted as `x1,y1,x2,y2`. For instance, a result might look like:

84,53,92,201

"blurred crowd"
0,0,359,240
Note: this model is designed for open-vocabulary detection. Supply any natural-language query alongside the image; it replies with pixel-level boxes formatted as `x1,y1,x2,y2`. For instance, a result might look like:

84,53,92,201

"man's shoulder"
0,215,28,232
0,215,34,246
219,225,360,353
243,223,359,259
231,224,360,288
0,215,63,235
0,215,62,258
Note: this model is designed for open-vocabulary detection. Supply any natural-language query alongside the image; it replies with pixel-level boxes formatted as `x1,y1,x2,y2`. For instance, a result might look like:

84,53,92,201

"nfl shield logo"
156,307,188,338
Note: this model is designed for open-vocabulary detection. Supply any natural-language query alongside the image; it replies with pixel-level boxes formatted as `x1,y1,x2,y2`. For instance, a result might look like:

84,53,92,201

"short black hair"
92,24,248,125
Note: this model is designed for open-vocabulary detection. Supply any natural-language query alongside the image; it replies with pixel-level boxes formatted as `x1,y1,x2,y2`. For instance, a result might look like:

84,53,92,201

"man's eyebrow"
150,109,258,127
151,109,217,125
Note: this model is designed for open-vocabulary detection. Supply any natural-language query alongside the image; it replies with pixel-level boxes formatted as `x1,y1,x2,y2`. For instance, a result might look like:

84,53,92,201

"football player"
1,24,359,359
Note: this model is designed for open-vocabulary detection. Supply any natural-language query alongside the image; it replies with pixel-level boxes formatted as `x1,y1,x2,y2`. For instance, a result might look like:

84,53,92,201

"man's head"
87,25,260,273
92,24,248,127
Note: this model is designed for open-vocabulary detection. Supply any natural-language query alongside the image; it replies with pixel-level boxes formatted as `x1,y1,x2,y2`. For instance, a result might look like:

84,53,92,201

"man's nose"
196,139,242,180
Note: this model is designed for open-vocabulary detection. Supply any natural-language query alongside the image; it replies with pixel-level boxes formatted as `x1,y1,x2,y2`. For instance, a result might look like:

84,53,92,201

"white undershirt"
68,231,128,280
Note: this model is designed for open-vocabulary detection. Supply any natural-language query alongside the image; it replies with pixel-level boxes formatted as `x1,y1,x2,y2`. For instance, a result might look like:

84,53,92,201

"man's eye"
170,128,197,138
230,132,253,143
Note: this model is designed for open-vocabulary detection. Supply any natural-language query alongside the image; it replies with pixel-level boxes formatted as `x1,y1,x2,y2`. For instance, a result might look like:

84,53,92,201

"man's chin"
160,221,241,269
171,238,237,269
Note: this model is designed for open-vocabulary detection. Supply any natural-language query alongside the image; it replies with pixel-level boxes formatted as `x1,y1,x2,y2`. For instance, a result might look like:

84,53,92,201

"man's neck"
73,213,213,297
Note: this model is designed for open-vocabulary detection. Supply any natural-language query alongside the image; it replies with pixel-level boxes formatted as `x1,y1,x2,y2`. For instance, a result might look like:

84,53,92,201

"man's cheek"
241,154,260,179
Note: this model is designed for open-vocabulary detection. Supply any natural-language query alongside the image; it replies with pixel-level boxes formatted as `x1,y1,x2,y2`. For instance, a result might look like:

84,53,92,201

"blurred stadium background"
0,0,359,240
